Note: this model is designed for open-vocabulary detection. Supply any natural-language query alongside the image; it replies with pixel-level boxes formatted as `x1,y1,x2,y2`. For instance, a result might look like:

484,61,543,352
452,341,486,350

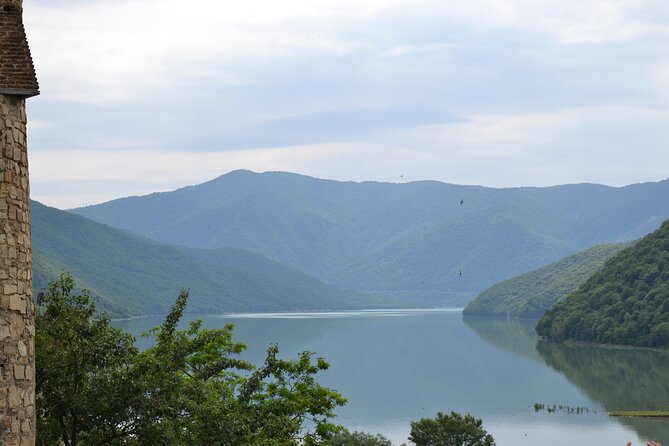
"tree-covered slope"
463,243,630,318
72,171,669,305
536,220,669,348
32,201,374,318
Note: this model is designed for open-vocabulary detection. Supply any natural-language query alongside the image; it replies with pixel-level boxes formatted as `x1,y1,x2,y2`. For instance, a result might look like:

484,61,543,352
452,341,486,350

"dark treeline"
537,220,669,348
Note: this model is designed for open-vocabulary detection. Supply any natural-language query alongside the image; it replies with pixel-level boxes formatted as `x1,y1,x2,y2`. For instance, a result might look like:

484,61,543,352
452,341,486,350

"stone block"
14,365,25,380
0,321,9,339
17,340,27,356
23,388,34,406
9,312,24,335
5,344,18,355
9,294,25,312
11,417,20,434
8,385,21,408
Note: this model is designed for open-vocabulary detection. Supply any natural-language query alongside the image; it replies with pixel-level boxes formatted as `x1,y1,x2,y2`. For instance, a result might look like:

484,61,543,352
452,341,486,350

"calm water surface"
113,309,669,445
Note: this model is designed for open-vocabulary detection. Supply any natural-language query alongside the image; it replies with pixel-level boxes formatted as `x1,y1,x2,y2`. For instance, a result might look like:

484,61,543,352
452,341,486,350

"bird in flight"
460,199,464,205
459,270,463,278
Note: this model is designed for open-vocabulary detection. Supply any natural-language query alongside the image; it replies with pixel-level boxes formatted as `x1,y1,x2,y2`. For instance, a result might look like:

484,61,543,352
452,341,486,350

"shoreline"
609,410,669,421
539,338,669,353
110,306,464,322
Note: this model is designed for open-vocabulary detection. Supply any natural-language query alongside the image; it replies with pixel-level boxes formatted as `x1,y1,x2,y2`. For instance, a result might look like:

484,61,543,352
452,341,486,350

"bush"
409,411,495,446
325,428,393,446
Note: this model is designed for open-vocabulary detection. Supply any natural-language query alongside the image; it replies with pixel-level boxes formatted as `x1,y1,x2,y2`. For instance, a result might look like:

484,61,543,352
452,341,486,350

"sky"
23,0,669,208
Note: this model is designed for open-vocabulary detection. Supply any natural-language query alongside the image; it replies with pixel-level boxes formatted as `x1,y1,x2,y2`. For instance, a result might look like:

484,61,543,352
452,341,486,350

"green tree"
131,289,346,445
324,428,393,446
36,274,346,446
408,412,495,446
36,273,140,446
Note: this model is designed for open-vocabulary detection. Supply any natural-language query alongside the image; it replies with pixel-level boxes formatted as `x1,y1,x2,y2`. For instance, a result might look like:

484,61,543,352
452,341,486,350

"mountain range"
32,201,375,317
71,170,669,307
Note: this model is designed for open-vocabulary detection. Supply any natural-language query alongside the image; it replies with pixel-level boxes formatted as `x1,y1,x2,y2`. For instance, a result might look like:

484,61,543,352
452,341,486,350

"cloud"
25,0,669,102
21,0,669,207
30,104,669,208
30,144,369,208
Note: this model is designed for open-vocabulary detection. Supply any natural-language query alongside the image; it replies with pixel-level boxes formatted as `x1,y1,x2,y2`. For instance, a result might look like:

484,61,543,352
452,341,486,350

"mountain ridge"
71,171,669,306
463,243,631,318
32,200,377,317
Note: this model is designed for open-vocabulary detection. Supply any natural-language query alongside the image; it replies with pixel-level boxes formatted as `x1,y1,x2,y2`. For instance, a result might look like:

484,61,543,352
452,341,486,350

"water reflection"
537,341,669,441
463,316,541,363
113,310,668,445
466,315,669,443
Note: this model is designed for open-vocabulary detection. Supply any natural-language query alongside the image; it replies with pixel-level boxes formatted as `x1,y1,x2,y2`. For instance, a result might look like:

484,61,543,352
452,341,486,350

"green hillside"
536,220,669,348
72,171,669,306
463,243,630,318
32,201,375,318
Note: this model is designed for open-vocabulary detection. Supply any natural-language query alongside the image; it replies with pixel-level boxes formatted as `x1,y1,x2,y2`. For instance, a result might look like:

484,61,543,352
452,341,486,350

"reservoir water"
113,309,669,445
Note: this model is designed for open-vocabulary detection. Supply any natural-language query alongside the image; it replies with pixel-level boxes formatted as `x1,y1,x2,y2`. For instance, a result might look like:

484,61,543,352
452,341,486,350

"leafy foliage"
36,274,346,446
464,243,629,318
537,220,669,347
408,412,495,446
323,428,393,446
32,200,375,318
36,273,141,446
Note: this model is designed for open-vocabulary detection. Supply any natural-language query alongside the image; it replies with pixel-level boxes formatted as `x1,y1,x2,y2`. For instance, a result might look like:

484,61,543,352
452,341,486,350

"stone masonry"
0,94,34,446
0,0,39,444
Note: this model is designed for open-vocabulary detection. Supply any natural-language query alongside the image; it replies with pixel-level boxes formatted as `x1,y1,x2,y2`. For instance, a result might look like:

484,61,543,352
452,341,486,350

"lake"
113,309,669,445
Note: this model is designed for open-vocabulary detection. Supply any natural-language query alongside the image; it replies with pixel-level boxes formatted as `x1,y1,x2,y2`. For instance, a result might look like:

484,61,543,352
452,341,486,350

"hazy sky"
24,0,669,208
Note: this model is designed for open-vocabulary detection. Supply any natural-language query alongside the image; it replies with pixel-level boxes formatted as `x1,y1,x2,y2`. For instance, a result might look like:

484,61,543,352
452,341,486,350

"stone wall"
0,93,34,446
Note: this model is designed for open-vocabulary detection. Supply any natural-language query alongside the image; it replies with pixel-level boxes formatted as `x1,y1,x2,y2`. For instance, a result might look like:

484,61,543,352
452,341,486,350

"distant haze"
24,0,669,208
72,171,669,308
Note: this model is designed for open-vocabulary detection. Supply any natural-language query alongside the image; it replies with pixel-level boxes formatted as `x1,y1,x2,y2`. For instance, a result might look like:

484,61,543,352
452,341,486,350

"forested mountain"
32,201,376,317
72,171,669,306
463,243,630,318
536,220,669,348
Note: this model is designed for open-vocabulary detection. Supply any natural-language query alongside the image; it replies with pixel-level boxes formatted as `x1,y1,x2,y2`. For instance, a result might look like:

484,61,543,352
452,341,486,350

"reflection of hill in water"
463,316,541,363
463,317,669,442
537,341,669,441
